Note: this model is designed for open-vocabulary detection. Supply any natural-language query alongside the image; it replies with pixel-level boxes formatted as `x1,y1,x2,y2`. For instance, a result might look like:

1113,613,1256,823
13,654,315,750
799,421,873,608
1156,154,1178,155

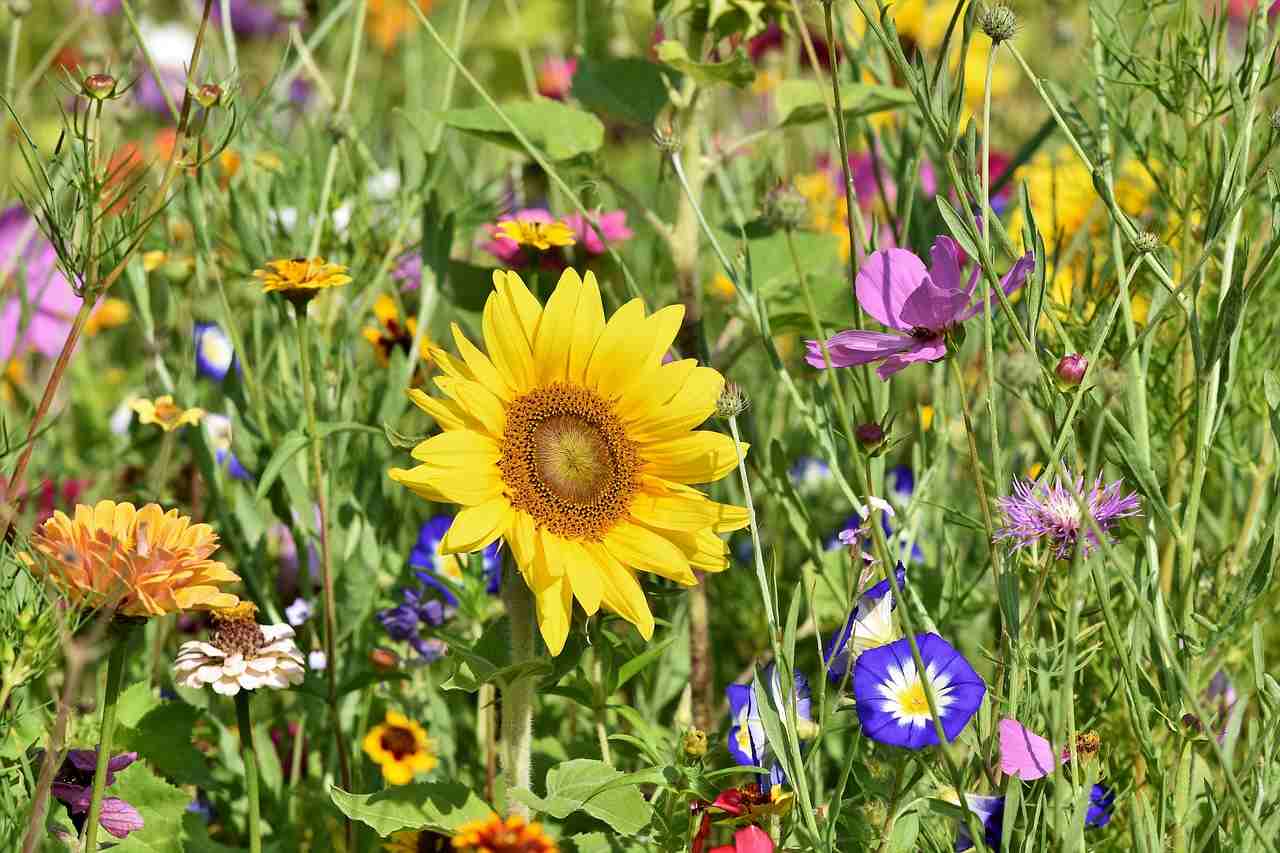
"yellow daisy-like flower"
451,812,558,853
130,395,206,432
85,298,130,335
705,273,737,302
388,269,750,654
495,219,576,252
362,710,438,786
252,257,352,305
368,0,432,53
22,500,241,617
384,830,451,852
362,294,433,368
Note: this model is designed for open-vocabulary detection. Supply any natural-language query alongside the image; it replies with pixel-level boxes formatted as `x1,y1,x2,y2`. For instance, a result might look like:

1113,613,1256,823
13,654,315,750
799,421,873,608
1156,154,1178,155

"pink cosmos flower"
805,235,1034,378
563,210,633,255
0,206,84,362
536,57,578,100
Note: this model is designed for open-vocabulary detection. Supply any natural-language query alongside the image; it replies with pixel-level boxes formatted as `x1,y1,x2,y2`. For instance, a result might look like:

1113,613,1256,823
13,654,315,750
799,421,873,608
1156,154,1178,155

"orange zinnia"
23,500,240,617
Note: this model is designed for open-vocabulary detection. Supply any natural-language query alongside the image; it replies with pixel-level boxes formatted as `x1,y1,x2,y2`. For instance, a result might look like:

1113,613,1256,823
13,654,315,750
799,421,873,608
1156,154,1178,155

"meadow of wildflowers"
2,0,1280,851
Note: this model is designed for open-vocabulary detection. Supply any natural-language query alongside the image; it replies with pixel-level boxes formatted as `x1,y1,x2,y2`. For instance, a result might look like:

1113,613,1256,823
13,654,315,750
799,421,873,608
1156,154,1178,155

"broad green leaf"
117,701,215,788
438,99,605,161
614,636,676,692
116,681,160,729
654,41,755,89
510,758,654,835
571,58,673,126
254,429,308,500
328,782,493,836
111,762,192,852
774,79,914,128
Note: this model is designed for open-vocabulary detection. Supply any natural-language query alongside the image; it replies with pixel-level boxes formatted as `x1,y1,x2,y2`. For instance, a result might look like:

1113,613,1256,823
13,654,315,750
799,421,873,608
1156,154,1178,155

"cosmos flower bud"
83,74,117,100
193,83,223,109
1055,353,1088,386
979,4,1019,44
369,647,400,671
764,184,809,232
855,422,885,448
681,728,708,759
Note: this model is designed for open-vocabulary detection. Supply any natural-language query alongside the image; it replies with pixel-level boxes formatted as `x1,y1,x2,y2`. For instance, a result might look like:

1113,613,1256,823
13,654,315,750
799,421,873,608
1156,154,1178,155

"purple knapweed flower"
805,236,1034,379
49,749,144,839
995,473,1141,561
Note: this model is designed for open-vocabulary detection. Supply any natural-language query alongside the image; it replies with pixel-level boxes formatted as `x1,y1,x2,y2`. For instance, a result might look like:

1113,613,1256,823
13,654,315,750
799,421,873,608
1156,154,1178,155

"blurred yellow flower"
495,218,576,251
85,298,130,335
919,404,935,432
23,500,240,617
131,395,205,432
253,257,351,304
706,273,737,301
452,812,558,853
362,710,437,785
362,294,432,368
368,0,433,53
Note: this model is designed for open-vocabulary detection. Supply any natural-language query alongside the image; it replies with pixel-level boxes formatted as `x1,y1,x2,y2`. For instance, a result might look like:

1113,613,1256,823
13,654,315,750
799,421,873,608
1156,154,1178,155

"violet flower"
995,473,1141,561
209,0,285,37
49,749,144,840
805,236,1034,379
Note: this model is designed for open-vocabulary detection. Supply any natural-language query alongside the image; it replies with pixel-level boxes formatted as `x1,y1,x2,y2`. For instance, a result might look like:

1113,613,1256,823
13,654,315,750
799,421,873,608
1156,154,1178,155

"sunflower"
130,395,206,432
252,257,351,305
23,500,240,617
451,812,558,853
362,710,438,785
388,269,750,654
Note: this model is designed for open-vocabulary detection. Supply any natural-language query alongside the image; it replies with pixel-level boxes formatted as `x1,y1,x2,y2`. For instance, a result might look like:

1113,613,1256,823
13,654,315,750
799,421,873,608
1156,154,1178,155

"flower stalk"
81,628,130,853
234,691,263,853
500,560,536,818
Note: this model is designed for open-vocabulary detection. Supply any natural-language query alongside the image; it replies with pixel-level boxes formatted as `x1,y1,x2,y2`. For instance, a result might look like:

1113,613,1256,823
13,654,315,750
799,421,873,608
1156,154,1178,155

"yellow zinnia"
23,500,240,617
388,269,750,654
362,710,438,786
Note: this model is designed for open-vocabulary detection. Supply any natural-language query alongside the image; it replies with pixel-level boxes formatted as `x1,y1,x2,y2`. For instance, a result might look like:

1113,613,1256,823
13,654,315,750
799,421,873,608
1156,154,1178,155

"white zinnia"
174,623,305,696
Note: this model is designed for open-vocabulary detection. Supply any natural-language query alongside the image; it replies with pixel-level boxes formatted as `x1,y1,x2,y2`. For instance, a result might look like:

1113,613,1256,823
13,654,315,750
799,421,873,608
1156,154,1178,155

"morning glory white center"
875,659,956,728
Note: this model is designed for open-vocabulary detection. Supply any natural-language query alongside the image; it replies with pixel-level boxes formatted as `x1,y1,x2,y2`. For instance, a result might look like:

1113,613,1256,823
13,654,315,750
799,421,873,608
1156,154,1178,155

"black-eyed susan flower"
362,710,438,785
252,257,351,306
22,500,241,617
130,395,206,432
451,812,558,853
383,829,451,852
388,269,750,655
362,294,432,367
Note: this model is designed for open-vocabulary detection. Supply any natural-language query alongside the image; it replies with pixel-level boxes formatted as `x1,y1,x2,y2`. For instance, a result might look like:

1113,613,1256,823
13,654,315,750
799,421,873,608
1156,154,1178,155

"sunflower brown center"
380,725,418,760
498,383,639,541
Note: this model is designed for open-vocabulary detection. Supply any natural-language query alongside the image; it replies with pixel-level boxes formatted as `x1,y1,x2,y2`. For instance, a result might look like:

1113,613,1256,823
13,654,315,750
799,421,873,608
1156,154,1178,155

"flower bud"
794,717,820,741
83,74,117,100
715,382,750,419
681,728,708,759
1055,353,1087,386
1133,231,1161,254
978,4,1018,44
855,422,885,448
764,184,809,232
369,647,400,671
652,124,681,154
194,83,223,109
7,0,32,16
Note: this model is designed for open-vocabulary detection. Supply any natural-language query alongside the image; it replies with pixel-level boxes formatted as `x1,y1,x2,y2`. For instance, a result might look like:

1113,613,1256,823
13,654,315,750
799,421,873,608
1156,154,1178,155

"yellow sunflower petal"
531,568,572,656
602,521,695,586
440,496,511,554
629,491,748,534
434,377,507,437
408,428,500,465
613,359,699,424
388,462,503,506
482,274,538,394
641,431,746,484
663,527,733,573
585,299,649,396
547,533,602,615
382,761,414,786
584,542,655,639
639,303,685,365
407,389,469,431
626,366,724,441
451,323,513,402
495,270,543,344
567,271,606,384
533,268,597,386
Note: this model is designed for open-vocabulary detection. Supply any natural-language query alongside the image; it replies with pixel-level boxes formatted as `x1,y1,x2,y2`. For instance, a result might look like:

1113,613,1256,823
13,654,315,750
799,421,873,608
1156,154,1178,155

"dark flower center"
380,725,418,760
211,618,265,657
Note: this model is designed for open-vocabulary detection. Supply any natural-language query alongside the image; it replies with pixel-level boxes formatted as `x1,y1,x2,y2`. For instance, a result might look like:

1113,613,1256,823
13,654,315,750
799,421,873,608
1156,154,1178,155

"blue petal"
1086,784,1115,829
889,465,915,500
193,322,234,382
824,566,907,685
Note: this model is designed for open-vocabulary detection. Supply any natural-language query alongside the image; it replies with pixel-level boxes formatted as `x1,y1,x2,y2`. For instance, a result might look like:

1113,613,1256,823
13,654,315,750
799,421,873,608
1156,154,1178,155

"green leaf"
571,58,673,126
254,429,308,500
438,99,605,161
117,701,215,788
654,41,755,89
614,636,676,692
774,79,914,128
936,197,980,261
509,758,654,835
328,782,493,837
111,762,192,852
116,681,160,729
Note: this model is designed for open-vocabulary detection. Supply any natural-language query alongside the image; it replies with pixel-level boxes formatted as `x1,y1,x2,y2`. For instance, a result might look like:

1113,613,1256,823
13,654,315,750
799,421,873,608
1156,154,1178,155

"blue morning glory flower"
953,792,1005,852
194,322,234,382
726,664,812,791
788,456,832,493
204,414,252,482
1086,784,1115,828
823,564,906,685
853,633,985,749
888,465,914,503
410,515,501,596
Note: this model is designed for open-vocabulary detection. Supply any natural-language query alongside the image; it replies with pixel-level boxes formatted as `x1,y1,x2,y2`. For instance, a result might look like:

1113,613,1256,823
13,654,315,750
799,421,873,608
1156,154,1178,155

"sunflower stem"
234,691,263,853
293,307,354,799
81,628,130,853
500,562,536,817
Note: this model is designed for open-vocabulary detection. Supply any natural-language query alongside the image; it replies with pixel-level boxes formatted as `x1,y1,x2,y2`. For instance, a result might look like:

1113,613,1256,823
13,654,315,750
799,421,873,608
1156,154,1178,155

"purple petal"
957,252,1035,322
805,330,916,369
898,279,970,331
65,749,98,774
855,248,928,330
875,339,947,379
926,236,964,292
51,782,91,811
106,752,138,774
99,798,145,839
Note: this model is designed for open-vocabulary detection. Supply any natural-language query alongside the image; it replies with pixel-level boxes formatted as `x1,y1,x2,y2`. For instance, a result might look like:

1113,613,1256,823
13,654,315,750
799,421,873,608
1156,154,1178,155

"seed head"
979,4,1019,44
764,184,809,231
1055,353,1088,386
715,382,750,419
855,422,885,448
652,124,681,154
1133,231,1161,254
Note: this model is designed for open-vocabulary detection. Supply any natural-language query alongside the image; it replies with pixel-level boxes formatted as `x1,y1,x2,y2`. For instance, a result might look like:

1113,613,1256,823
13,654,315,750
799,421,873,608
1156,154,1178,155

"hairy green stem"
500,563,536,817
81,631,129,853
234,692,262,853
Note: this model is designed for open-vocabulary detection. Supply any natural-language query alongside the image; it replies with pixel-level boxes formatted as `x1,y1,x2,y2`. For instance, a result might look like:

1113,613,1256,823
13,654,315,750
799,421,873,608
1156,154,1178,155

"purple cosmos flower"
49,750,144,840
995,473,1141,561
953,792,1005,852
391,252,423,290
563,210,633,255
1,206,83,362
194,322,234,381
853,633,985,749
824,565,906,685
726,664,812,791
1086,784,1115,828
805,236,1034,379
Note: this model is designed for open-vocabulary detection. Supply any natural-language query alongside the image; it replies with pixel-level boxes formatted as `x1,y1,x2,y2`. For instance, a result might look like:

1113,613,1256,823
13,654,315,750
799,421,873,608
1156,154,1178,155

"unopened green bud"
795,718,820,741
764,184,809,232
193,83,223,109
681,728,708,759
1133,231,1161,254
652,124,681,154
978,4,1018,44
715,382,750,419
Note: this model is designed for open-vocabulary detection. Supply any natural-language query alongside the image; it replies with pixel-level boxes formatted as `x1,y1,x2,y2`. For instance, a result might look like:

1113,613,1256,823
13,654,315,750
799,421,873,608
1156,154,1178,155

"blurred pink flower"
79,0,122,12
0,206,84,362
564,210,633,255
537,57,578,100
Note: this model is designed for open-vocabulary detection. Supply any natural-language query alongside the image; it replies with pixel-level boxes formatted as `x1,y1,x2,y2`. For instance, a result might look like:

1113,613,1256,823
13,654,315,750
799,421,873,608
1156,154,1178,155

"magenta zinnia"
994,474,1141,560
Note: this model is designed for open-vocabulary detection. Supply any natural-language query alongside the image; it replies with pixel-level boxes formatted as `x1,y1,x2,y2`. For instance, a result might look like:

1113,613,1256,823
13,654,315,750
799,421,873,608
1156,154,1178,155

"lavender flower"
995,473,1141,560
48,749,144,840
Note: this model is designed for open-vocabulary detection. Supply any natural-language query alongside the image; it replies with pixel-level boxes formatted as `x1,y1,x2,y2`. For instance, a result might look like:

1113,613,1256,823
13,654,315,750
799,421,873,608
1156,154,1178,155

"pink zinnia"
563,210,632,255
994,473,1141,560
0,206,84,362
805,235,1033,378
